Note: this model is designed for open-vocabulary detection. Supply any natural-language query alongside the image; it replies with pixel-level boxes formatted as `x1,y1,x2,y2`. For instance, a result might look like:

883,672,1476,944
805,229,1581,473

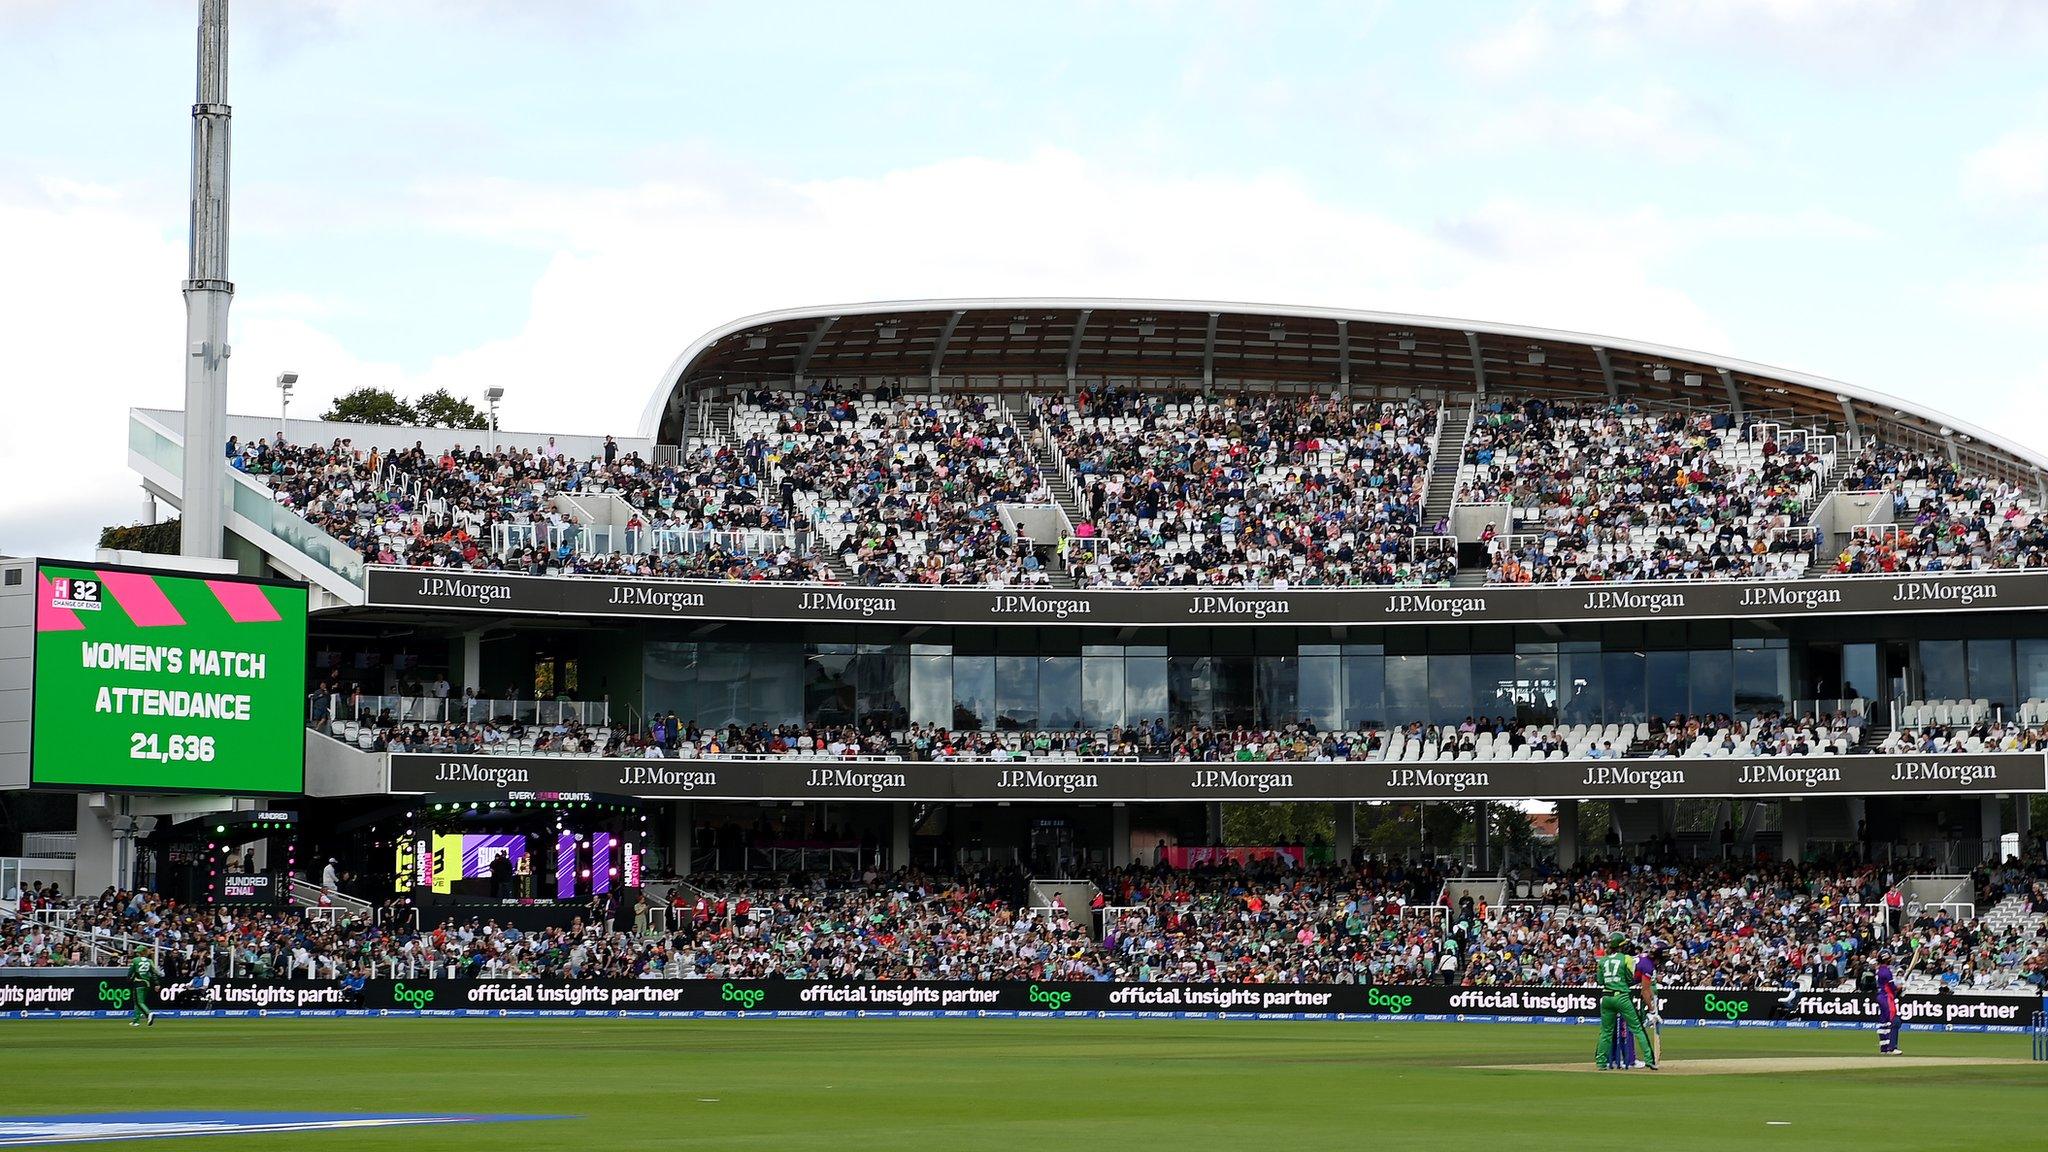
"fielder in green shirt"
127,949,158,1027
1594,932,1654,1070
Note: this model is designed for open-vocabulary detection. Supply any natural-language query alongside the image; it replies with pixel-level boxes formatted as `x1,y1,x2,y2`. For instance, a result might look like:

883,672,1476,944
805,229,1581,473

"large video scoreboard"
30,560,306,794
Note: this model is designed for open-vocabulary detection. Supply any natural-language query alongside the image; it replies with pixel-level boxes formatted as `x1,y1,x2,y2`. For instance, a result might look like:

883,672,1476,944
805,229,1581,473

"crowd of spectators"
1880,720,2048,755
234,432,832,582
1457,399,1828,584
333,712,896,760
320,708,1881,763
1830,443,2048,574
1637,710,1865,758
234,396,2048,592
1043,391,1451,588
9,854,2045,991
732,389,1053,587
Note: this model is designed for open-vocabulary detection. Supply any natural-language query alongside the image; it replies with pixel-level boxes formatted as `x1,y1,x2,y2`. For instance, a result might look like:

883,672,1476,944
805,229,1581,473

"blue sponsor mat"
0,1111,558,1146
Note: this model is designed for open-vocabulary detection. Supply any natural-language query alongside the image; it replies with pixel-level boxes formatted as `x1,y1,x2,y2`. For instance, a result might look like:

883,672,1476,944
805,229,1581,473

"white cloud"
1447,87,1738,165
0,149,1959,560
1963,129,2048,212
1465,0,2048,74
1460,9,1555,79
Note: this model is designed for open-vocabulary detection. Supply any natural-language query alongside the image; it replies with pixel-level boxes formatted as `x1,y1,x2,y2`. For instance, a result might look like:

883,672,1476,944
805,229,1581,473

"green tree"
322,387,416,426
1492,804,1539,868
410,388,491,430
1221,802,1336,846
98,519,182,556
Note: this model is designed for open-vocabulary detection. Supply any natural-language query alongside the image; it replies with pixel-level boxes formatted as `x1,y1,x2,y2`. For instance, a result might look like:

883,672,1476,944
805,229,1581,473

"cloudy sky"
5,0,2048,558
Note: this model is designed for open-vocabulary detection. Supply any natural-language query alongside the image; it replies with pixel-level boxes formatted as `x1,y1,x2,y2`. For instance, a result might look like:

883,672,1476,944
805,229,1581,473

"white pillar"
891,802,912,871
73,796,119,894
1556,800,1580,869
461,630,483,694
178,0,234,562
1332,802,1355,865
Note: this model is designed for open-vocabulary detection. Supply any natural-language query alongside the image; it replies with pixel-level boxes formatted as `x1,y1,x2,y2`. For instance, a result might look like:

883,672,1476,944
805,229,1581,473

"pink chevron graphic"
100,569,185,627
35,574,85,632
208,579,282,623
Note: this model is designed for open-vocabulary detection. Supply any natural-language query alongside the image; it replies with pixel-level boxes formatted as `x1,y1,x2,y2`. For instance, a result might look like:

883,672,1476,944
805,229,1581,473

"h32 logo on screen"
50,577,103,611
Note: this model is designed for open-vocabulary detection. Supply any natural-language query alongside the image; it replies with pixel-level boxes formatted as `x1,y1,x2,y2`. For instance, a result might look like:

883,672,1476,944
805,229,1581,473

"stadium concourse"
7,855,2046,992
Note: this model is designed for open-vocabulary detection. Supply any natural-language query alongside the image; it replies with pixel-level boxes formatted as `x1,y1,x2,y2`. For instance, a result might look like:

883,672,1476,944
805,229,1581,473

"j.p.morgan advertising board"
364,567,2048,629
389,751,2047,801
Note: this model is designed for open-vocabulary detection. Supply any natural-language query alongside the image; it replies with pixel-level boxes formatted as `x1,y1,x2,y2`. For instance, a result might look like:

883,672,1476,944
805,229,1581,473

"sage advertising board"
3,976,2035,1030
30,561,307,794
388,751,2047,802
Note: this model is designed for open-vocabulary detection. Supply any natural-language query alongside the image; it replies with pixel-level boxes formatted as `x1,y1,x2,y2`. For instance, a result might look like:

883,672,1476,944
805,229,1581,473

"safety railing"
320,695,612,728
132,409,369,594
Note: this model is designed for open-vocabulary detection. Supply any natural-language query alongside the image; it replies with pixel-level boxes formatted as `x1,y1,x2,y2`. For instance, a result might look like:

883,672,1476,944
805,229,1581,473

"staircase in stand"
818,547,859,585
707,402,736,445
1421,400,1477,530
1035,439,1088,530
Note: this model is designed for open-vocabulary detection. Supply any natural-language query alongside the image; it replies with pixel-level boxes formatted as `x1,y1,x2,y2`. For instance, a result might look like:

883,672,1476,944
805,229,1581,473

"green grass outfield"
3,1018,2040,1150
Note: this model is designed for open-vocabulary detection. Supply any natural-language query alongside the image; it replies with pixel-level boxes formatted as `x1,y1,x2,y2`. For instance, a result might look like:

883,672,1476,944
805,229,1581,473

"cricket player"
1875,951,1903,1055
1633,943,1662,1067
127,947,158,1027
1595,932,1656,1070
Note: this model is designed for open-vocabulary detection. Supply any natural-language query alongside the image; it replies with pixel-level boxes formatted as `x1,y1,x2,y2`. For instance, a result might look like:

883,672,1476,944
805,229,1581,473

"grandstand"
125,302,2047,608
21,299,2037,942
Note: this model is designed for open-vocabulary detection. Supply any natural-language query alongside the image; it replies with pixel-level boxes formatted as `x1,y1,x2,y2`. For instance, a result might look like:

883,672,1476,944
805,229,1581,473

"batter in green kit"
1595,933,1653,1069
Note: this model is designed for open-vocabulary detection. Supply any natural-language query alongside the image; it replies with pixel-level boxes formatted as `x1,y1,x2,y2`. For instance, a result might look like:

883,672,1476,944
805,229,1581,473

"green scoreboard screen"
31,561,307,794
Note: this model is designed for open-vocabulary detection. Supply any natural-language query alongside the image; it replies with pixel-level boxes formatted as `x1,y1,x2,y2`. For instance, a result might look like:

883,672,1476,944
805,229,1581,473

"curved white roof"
640,297,2047,477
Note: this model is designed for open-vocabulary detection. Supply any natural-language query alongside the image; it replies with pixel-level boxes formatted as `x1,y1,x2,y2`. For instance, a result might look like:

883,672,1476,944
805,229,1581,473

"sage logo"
390,982,436,1009
1027,985,1073,1011
721,983,766,1009
96,982,133,1008
1365,987,1413,1014
1702,993,1749,1020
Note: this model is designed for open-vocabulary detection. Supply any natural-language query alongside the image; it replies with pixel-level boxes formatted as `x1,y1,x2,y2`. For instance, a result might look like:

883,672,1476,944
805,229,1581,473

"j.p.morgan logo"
805,768,910,793
1581,764,1686,791
607,585,707,612
1383,768,1492,793
416,576,513,606
1889,760,1999,786
1738,585,1842,609
1736,763,1844,788
995,769,1100,793
433,760,529,786
796,591,898,617
1187,595,1290,619
1891,580,1997,606
620,765,719,790
1581,590,1686,614
990,594,1092,618
1189,770,1294,794
1384,593,1488,618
